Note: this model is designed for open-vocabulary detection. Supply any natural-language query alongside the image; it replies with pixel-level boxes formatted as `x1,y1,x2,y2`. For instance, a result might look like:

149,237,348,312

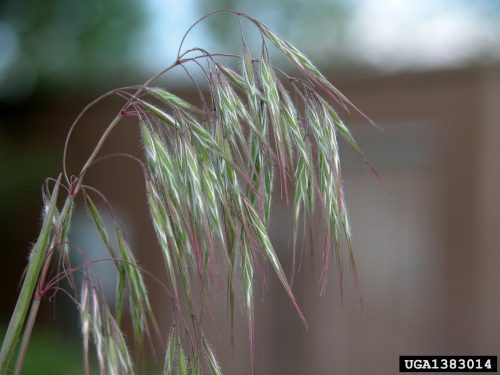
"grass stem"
13,298,40,375
0,177,63,374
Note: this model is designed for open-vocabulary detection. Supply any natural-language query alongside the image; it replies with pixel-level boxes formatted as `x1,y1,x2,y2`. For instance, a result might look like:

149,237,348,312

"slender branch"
74,114,124,193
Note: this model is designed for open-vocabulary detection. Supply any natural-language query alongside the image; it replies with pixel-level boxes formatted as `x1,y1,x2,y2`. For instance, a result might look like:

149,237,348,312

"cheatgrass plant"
0,11,375,375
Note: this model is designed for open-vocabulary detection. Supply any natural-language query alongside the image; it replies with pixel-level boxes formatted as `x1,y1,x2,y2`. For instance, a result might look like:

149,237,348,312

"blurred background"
1,0,500,373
